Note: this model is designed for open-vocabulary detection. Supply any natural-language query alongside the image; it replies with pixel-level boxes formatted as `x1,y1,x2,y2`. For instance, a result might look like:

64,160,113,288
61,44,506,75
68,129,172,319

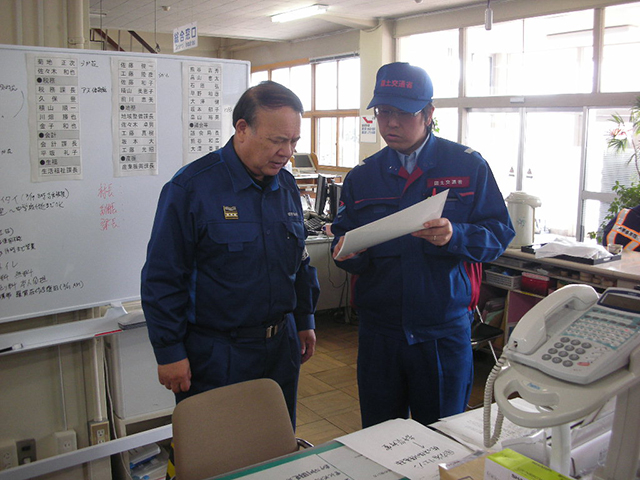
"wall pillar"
358,20,394,162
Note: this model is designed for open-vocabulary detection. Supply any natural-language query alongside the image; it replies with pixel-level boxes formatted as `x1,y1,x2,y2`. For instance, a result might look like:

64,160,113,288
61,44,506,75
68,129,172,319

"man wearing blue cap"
331,62,514,428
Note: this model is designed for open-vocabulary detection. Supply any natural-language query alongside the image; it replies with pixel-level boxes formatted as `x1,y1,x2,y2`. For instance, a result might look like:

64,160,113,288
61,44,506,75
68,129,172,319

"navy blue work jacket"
141,138,320,365
331,134,515,344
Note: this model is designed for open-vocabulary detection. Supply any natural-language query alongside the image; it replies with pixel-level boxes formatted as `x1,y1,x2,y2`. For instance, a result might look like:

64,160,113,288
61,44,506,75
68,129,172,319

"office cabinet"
483,250,640,345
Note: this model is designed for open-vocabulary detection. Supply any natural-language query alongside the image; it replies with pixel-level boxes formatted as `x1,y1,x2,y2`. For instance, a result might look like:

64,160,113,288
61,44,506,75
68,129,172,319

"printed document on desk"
336,418,473,480
212,442,405,480
430,399,540,451
336,190,448,258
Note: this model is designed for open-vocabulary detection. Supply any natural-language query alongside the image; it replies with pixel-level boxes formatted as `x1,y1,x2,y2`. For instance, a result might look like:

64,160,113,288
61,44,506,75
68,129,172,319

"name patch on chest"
223,206,238,220
427,177,470,188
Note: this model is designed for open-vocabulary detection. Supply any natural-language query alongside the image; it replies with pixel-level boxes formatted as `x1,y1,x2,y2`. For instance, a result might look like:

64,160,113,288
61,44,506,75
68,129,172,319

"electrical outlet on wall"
89,420,110,446
16,439,36,465
54,430,77,455
0,441,18,471
40,430,79,458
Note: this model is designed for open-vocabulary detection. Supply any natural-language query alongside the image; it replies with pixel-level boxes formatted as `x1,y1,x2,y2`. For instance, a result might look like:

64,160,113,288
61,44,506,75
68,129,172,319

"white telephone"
483,284,640,479
505,284,640,384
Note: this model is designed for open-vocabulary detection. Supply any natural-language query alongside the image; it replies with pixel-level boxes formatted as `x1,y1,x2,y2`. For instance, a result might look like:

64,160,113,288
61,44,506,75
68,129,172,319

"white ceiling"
88,0,484,43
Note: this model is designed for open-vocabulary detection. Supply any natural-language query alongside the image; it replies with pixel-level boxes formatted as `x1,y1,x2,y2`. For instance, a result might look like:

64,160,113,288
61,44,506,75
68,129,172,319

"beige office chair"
172,378,311,480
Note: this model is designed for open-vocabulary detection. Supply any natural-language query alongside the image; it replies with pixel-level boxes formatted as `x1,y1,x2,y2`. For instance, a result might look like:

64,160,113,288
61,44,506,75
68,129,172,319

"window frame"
398,5,640,241
251,58,358,174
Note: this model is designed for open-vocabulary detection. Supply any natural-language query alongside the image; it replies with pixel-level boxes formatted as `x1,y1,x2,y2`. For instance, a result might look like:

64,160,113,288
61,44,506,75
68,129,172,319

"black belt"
190,316,289,339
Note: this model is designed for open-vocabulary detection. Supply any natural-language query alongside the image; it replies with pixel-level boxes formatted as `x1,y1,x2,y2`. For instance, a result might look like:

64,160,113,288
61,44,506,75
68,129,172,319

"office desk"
306,235,349,311
494,249,640,289
485,250,640,344
211,442,406,480
209,418,477,480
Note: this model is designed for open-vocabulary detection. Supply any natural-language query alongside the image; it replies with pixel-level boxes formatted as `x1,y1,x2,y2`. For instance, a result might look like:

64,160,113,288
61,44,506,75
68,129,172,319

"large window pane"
338,58,360,109
465,110,519,198
582,198,608,244
583,106,638,239
290,65,312,112
466,22,524,96
521,111,583,237
317,117,337,165
585,107,637,194
601,3,640,92
271,67,290,88
297,117,312,155
466,10,593,96
523,11,593,95
433,107,458,142
398,30,459,98
339,117,359,167
270,65,312,112
251,70,268,86
315,62,337,110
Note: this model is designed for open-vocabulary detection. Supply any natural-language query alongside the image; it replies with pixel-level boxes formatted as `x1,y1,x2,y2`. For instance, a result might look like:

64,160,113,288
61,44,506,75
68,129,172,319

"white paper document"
213,442,403,480
430,399,540,451
336,190,449,259
336,418,473,480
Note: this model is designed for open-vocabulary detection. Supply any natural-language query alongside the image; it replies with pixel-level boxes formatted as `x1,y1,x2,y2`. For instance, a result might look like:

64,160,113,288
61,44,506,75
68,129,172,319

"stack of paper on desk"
430,399,540,452
336,418,473,480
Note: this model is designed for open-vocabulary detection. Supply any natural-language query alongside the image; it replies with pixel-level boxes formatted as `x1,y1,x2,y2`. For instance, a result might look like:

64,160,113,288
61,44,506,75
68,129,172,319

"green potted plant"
589,96,640,243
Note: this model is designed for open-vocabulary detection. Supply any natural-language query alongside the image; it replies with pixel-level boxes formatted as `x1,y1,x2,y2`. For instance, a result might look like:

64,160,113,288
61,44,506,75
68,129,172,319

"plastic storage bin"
521,272,552,295
485,270,522,290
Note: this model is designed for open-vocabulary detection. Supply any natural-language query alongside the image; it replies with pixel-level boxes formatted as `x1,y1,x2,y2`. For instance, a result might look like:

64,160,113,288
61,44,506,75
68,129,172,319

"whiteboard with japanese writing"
0,44,250,323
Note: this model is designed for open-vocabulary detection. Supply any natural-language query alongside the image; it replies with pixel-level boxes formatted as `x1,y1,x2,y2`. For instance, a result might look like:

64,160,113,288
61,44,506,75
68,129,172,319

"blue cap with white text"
366,62,433,113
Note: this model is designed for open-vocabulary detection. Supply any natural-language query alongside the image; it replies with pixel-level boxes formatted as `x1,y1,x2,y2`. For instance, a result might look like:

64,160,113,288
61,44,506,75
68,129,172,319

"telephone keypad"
508,288,640,384
540,306,638,370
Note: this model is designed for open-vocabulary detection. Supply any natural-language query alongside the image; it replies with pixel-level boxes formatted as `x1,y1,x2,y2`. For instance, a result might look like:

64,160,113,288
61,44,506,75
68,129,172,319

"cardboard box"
439,451,488,480
485,449,574,480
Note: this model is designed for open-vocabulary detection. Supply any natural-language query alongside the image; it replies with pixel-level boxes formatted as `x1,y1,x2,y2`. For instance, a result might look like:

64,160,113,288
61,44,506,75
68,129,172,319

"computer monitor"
329,182,343,220
293,153,318,173
314,174,329,217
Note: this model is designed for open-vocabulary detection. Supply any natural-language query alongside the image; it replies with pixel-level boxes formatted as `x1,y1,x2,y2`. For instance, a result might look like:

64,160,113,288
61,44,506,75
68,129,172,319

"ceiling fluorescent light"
271,4,329,23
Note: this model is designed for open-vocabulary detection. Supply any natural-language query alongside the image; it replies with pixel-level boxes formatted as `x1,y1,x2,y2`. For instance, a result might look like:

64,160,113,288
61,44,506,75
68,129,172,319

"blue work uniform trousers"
357,320,473,428
175,316,302,427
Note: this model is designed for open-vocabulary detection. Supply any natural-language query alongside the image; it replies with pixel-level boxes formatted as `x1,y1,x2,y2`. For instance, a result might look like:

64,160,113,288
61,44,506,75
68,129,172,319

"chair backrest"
172,378,299,480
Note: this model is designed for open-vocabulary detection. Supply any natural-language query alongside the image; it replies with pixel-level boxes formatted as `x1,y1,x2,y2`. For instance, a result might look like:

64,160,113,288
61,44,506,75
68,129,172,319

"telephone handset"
505,284,640,385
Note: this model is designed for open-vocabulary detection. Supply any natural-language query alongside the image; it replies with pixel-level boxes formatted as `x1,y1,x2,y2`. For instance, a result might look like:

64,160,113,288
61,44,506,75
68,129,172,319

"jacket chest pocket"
442,190,474,222
353,198,399,225
202,222,260,274
353,198,400,257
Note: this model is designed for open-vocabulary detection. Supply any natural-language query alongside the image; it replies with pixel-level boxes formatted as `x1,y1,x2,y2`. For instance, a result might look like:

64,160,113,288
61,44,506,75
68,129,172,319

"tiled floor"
295,310,497,445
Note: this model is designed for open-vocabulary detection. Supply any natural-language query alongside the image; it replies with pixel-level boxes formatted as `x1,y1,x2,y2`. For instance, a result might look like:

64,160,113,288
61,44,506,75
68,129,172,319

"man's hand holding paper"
333,189,449,260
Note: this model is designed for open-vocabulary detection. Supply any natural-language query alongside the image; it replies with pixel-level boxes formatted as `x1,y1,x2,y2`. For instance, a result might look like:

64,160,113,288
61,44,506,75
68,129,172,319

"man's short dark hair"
422,103,435,135
233,81,304,128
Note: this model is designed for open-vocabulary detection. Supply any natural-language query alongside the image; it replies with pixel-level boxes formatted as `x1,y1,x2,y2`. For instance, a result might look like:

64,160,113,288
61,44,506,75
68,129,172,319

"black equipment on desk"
304,174,343,234
314,175,343,220
314,174,329,217
329,182,343,220
304,211,326,234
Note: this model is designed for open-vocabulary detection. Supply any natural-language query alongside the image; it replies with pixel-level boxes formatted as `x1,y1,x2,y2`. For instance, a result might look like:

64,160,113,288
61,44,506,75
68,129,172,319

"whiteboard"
0,45,250,323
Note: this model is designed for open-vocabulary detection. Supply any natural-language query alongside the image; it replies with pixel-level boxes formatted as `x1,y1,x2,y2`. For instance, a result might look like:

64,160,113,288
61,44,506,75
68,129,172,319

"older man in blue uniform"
331,63,514,428
141,81,320,427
